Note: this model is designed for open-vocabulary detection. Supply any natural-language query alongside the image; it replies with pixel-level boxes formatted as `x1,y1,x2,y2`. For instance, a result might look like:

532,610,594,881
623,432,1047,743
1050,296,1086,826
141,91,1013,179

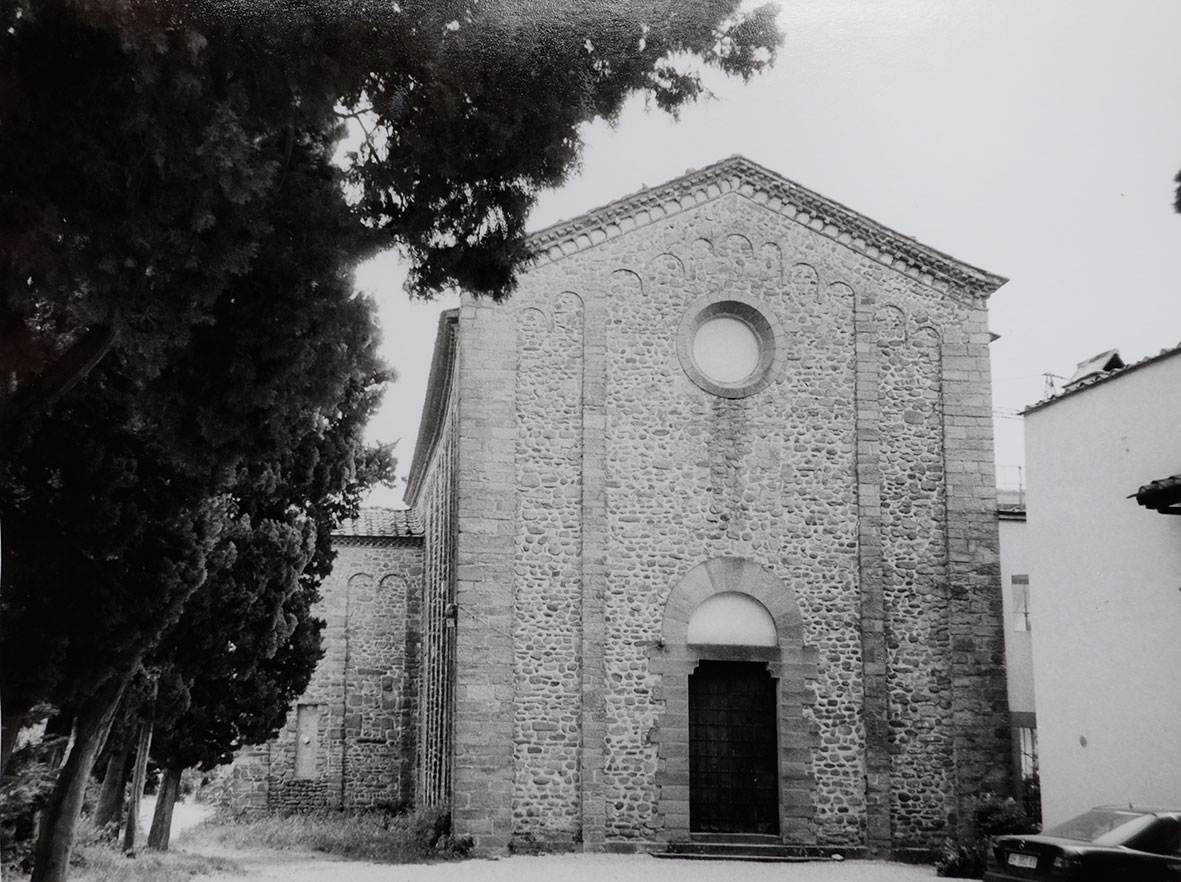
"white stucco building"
996,489,1036,803
1023,345,1181,826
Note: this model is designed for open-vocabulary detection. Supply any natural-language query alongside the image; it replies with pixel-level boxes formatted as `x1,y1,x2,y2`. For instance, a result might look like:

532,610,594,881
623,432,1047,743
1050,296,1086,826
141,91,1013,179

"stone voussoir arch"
660,557,804,647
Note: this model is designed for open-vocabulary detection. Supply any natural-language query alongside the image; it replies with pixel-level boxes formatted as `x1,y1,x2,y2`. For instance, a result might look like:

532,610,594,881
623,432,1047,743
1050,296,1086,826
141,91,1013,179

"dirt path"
191,851,939,882
139,795,215,838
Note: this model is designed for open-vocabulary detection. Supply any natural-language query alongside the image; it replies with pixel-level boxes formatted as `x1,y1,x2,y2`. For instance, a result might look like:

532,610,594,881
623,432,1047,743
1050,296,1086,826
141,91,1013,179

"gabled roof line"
526,155,1007,307
1023,340,1181,415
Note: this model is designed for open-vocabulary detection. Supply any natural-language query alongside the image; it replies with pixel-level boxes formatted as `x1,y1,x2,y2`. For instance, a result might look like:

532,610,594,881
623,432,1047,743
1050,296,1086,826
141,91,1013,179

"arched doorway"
650,557,818,844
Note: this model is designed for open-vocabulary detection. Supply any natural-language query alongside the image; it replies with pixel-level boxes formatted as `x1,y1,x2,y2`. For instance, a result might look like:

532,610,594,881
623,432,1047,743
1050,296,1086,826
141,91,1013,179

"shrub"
1,735,67,875
936,837,987,879
189,763,233,806
411,805,452,849
936,792,1039,879
976,792,1039,837
1021,773,1042,827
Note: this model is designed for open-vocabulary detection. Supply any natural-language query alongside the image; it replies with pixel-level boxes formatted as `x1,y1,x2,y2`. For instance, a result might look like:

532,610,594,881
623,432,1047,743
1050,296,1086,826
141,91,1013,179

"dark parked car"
984,806,1181,881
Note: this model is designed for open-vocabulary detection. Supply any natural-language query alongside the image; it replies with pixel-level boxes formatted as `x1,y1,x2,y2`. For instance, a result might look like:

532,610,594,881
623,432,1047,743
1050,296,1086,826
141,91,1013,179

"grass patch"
67,844,240,882
2,817,241,882
186,806,472,864
2,805,466,879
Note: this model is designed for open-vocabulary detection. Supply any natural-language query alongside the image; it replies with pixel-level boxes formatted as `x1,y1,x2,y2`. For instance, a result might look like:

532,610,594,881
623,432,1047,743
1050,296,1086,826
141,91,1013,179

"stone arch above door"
649,557,819,845
661,557,806,649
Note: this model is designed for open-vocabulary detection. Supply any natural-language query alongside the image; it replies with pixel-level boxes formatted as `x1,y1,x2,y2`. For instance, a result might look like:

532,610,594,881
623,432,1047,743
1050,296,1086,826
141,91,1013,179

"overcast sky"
358,0,1181,507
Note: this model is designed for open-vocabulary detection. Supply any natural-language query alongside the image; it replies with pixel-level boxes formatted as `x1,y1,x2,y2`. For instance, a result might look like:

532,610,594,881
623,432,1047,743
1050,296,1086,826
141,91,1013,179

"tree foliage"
0,1,780,878
1,77,393,882
1,0,779,752
1,120,389,736
1,0,781,411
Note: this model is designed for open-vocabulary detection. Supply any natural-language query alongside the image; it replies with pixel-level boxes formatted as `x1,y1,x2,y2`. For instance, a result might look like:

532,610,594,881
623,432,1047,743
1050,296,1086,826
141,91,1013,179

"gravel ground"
145,800,938,881
190,851,939,882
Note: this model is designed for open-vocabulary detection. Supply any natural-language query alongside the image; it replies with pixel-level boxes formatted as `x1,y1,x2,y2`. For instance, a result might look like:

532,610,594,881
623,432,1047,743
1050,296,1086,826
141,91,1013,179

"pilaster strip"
854,289,892,856
940,323,1013,842
451,302,518,852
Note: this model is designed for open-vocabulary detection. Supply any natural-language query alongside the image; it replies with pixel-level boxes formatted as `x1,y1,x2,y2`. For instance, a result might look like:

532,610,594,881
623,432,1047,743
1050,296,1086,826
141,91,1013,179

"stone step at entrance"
654,834,865,863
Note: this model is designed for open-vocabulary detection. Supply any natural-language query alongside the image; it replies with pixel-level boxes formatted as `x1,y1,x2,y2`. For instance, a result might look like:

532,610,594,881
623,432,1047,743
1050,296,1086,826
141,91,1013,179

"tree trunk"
147,767,183,851
29,677,127,882
93,682,147,829
122,719,153,854
93,734,133,829
10,317,119,412
42,707,75,768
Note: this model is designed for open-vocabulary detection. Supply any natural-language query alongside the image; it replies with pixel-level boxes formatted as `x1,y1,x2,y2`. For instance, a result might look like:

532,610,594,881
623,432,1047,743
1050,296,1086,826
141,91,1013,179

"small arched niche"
686,591,777,647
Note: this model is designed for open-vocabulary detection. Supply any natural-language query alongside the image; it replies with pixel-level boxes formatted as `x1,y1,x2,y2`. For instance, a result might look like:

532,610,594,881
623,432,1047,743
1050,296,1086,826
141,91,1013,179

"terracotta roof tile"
333,507,423,538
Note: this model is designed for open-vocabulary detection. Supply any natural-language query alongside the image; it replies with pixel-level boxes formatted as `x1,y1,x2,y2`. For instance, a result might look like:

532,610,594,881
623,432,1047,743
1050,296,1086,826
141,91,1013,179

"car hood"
996,834,1090,850
993,833,1132,856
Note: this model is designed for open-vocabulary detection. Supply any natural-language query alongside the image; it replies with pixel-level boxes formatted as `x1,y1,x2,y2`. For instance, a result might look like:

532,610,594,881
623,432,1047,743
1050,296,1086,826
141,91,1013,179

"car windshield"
1042,810,1155,844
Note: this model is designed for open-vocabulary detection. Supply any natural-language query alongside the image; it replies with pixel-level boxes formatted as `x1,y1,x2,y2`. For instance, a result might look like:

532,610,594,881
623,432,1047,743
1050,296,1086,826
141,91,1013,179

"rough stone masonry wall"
878,309,954,847
470,187,1006,854
232,539,423,813
340,539,422,808
572,199,868,847
511,293,585,844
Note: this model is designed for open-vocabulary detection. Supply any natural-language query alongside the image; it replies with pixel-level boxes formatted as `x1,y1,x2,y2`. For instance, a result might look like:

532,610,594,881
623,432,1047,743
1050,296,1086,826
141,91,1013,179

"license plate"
1007,852,1038,869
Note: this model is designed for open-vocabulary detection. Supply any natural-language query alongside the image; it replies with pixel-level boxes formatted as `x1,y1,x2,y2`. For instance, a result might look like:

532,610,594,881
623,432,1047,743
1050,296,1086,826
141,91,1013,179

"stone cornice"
526,155,1007,308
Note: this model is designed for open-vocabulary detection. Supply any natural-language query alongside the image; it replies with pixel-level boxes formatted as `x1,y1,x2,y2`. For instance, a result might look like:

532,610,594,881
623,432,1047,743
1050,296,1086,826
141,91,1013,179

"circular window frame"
677,295,780,398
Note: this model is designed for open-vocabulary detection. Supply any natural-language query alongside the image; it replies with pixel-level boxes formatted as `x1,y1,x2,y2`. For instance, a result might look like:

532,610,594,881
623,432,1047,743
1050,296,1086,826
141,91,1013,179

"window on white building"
1011,577,1030,631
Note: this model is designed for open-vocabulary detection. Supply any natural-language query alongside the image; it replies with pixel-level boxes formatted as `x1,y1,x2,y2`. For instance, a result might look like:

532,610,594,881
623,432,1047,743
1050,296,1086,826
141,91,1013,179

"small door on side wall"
689,660,779,835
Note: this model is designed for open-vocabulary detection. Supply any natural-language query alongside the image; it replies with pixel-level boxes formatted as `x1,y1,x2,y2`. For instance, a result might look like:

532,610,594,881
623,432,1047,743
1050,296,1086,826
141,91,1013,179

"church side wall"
416,373,458,808
229,539,423,813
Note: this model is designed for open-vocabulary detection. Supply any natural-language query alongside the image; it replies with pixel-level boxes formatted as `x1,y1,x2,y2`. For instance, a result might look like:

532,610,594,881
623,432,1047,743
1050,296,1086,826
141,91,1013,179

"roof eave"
404,309,460,508
1022,343,1181,415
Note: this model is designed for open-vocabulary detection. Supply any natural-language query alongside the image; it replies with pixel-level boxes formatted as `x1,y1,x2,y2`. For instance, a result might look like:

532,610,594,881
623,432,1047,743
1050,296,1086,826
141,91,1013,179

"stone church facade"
231,156,1012,858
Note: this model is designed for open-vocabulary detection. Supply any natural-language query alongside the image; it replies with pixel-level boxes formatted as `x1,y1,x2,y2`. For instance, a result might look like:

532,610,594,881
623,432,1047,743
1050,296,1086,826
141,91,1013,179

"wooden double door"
688,660,779,835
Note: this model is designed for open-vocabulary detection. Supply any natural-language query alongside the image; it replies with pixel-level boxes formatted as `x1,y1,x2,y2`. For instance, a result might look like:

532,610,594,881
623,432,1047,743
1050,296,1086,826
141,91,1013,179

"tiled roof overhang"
334,506,425,539
1132,474,1181,515
1023,343,1181,415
